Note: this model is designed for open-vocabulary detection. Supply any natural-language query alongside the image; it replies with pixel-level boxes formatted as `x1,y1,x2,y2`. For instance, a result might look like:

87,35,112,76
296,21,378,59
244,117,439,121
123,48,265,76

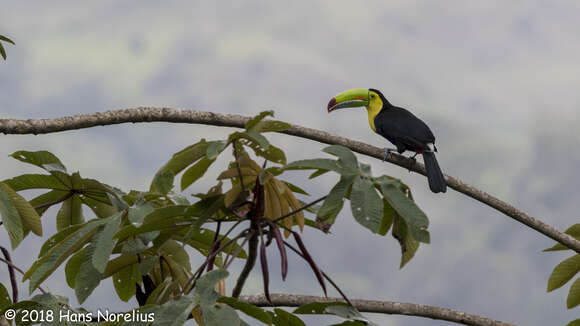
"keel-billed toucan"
327,88,447,193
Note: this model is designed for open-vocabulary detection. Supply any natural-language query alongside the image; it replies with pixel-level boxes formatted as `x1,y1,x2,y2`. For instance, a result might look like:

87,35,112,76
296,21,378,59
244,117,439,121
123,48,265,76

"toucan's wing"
375,106,435,150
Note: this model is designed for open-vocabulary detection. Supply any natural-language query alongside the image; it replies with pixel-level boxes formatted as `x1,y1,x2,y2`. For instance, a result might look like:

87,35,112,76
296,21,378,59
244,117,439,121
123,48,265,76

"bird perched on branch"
327,88,447,193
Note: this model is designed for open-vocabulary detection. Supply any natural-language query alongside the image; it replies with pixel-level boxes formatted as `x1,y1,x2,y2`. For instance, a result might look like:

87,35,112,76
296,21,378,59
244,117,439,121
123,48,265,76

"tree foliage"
0,111,432,325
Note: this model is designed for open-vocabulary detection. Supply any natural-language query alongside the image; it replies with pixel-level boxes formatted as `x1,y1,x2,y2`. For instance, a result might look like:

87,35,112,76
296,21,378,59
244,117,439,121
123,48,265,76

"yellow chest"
366,101,382,132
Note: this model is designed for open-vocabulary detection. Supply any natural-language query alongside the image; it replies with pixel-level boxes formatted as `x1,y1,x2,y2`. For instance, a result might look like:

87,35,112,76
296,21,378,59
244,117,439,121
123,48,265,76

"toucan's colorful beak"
327,88,370,113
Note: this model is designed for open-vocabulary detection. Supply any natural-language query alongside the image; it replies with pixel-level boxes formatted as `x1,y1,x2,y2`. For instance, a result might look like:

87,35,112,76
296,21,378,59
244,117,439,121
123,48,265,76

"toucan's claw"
407,153,418,171
383,148,397,161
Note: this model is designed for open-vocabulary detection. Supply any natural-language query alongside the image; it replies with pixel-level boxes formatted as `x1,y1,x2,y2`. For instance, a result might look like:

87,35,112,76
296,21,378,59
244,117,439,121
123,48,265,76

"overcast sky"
1,1,580,325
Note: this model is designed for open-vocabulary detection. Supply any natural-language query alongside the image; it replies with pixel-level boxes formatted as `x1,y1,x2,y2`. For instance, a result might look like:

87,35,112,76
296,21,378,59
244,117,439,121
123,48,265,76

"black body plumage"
372,92,447,193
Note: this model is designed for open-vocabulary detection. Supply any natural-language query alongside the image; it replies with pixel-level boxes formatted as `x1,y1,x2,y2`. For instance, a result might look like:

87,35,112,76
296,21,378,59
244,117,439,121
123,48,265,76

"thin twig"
0,256,47,294
238,293,516,326
0,247,18,302
231,221,259,298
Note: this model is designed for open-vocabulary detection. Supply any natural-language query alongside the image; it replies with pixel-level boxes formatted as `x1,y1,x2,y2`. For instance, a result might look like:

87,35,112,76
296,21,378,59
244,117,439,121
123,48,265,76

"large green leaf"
56,194,84,231
375,177,430,243
0,282,12,310
203,305,241,326
150,139,209,193
544,224,580,252
285,159,342,174
251,120,291,133
92,212,122,273
246,111,274,130
316,176,355,230
548,254,580,292
113,263,139,302
378,199,394,236
10,150,67,173
322,145,358,170
173,227,247,259
148,293,197,326
181,157,215,191
392,216,419,268
29,189,71,216
218,297,272,324
65,247,87,288
271,308,305,326
0,35,15,44
193,269,228,306
0,182,42,236
350,176,382,233
568,277,580,308
0,182,24,248
75,241,103,304
24,220,105,292
206,140,228,160
128,200,154,226
567,319,580,326
2,174,65,191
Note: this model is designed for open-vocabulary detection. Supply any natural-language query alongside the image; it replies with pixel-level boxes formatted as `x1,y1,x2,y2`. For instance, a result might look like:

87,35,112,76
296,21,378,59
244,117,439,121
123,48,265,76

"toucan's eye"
371,94,375,98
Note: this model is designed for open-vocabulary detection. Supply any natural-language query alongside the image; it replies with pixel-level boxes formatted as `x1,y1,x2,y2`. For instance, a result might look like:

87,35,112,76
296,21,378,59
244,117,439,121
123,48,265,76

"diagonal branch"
0,108,578,253
239,293,516,326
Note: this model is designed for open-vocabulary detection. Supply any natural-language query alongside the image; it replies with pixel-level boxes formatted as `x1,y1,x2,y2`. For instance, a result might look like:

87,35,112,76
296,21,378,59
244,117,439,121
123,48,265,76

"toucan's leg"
407,152,419,171
382,148,398,161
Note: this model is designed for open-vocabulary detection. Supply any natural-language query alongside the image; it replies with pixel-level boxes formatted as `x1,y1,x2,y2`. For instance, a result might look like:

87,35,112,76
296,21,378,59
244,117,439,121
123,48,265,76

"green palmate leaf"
56,194,84,231
173,227,247,259
2,174,65,191
568,277,580,308
322,145,358,170
75,240,103,304
316,176,356,230
0,282,12,310
544,224,580,252
0,35,15,44
294,301,347,314
113,263,139,302
393,216,419,268
350,176,382,233
207,140,228,160
285,159,341,173
150,139,209,193
567,319,580,326
376,177,430,243
293,301,375,325
160,239,192,270
39,224,85,257
10,150,67,173
231,131,270,149
379,199,395,236
245,141,286,165
548,254,580,292
24,220,105,292
181,157,215,191
0,182,24,248
251,120,291,133
283,181,309,195
245,110,274,131
203,305,241,326
272,308,305,326
128,200,154,226
149,293,197,326
0,182,42,236
29,189,70,216
193,269,229,306
309,169,329,179
65,247,87,288
0,44,5,60
92,212,122,273
218,297,272,325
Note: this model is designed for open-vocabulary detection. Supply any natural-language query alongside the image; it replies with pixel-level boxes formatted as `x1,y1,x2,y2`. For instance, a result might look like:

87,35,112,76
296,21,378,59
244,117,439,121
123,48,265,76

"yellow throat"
366,91,383,132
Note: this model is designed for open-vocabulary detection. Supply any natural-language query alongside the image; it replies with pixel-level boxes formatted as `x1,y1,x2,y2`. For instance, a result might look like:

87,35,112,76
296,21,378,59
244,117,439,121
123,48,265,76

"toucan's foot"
407,153,418,171
383,148,397,161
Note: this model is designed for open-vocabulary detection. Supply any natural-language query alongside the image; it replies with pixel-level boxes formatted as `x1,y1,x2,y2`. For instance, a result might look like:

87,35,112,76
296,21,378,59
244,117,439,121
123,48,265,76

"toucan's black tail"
422,151,447,193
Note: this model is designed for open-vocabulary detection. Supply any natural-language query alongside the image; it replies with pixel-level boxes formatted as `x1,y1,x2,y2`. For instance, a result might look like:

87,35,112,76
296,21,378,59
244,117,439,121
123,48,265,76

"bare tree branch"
0,108,577,253
239,293,516,326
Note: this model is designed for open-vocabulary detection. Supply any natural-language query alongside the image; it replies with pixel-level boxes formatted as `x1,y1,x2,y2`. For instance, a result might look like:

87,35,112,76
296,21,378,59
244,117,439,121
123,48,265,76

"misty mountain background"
1,1,579,325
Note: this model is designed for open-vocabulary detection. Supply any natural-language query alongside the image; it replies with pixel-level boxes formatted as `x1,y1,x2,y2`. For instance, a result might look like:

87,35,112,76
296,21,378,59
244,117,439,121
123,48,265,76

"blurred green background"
1,1,579,325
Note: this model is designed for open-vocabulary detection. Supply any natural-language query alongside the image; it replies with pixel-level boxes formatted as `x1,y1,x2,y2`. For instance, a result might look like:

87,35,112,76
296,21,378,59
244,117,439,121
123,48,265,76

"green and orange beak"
327,88,370,113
